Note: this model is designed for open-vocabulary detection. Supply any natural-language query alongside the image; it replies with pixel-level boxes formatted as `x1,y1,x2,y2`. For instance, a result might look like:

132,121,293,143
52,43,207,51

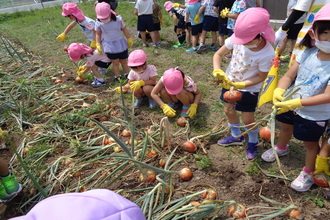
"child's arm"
277,61,299,90
213,45,230,70
144,76,157,86
151,81,166,106
134,8,138,16
56,21,77,41
192,88,201,105
226,12,240,20
300,85,330,106
122,27,132,39
95,30,103,54
185,12,190,23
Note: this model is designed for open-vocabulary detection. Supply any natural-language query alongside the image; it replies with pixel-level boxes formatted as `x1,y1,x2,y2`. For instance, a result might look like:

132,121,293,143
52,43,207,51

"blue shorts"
95,61,111,68
106,49,128,60
202,16,218,32
220,88,259,112
191,23,203,36
153,22,161,31
287,23,304,40
276,111,328,142
218,23,233,36
137,15,155,32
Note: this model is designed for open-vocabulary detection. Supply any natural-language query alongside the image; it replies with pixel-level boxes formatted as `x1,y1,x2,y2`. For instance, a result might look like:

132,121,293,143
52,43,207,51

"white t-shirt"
225,37,275,92
294,0,313,11
134,0,154,15
86,52,111,67
128,65,158,81
287,0,307,24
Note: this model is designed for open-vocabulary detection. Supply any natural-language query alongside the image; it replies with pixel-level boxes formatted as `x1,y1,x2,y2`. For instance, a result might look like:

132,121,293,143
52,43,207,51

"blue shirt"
227,0,246,30
78,16,95,42
186,2,204,25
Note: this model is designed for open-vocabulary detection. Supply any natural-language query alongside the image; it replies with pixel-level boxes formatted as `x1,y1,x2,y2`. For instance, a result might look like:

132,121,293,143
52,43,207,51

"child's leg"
199,30,207,46
0,159,21,200
91,65,103,79
160,88,178,105
185,27,192,46
218,34,225,46
111,59,121,77
143,86,157,108
154,30,160,43
211,31,217,46
303,141,320,172
175,89,194,117
149,31,157,44
119,59,129,75
0,159,9,177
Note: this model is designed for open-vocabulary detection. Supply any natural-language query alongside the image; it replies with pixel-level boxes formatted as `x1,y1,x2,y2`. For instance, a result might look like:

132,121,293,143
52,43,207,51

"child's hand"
172,3,181,8
77,66,86,77
127,38,133,48
187,104,198,118
274,98,302,114
96,43,103,54
220,8,230,18
90,40,96,49
194,14,200,23
160,104,176,117
130,80,145,91
220,80,245,90
314,155,330,175
56,33,67,42
273,88,286,104
213,69,227,80
274,27,288,47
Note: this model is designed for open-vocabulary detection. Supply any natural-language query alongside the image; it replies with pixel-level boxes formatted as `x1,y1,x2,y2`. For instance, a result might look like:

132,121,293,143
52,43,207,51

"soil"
1,36,330,220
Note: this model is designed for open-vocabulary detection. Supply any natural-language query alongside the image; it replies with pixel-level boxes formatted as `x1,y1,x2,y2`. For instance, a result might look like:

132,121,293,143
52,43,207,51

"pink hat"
67,43,93,62
163,68,183,95
95,2,116,20
187,0,198,4
128,50,147,67
231,8,275,44
164,1,174,11
61,3,85,20
314,3,330,22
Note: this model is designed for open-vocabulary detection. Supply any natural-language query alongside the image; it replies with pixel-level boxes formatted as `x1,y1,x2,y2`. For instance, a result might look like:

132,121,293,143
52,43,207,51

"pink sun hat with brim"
187,0,198,4
95,2,116,20
314,3,330,22
9,189,146,220
231,8,275,45
163,68,184,95
128,50,147,67
164,1,174,11
61,3,85,20
67,43,93,62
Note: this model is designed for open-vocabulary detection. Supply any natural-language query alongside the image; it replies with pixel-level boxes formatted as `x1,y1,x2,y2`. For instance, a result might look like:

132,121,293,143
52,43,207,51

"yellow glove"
90,40,96,48
130,80,145,91
160,18,164,25
213,69,228,81
96,43,103,54
77,66,86,76
115,87,122,94
56,33,67,42
160,104,176,117
187,103,198,118
314,155,330,175
220,7,230,18
127,38,133,48
273,88,286,104
172,3,181,8
220,80,232,90
231,82,245,90
274,98,302,114
194,14,200,23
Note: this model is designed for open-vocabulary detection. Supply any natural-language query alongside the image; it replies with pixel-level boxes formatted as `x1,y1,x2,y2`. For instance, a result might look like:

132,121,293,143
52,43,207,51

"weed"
194,154,213,169
246,160,262,175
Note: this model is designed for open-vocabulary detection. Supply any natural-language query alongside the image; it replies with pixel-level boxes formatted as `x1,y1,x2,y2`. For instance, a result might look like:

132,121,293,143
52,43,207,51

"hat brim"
230,34,254,45
165,87,183,95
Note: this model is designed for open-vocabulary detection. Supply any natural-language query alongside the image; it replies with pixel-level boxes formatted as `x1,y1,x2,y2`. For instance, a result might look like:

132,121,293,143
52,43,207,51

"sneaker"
261,144,289,162
246,142,258,160
1,173,22,197
98,68,107,75
173,42,185,48
149,98,157,108
143,43,148,47
186,47,197,53
217,135,244,146
156,41,161,46
196,45,206,54
91,78,105,87
210,45,218,51
124,73,129,79
134,98,144,108
290,170,314,192
0,184,12,203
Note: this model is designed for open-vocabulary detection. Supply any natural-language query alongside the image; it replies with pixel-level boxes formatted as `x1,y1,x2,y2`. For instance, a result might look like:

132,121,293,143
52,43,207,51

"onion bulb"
179,167,193,181
182,141,196,153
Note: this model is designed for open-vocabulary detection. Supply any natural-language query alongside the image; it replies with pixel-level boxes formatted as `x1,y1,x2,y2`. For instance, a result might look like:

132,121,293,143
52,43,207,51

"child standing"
213,8,275,160
0,158,22,203
67,43,111,87
151,68,201,118
261,4,330,192
95,2,133,82
221,0,246,31
116,50,158,108
152,0,163,46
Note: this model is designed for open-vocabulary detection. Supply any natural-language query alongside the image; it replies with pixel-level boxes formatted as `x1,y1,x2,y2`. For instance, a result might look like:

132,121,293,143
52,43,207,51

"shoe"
143,43,148,47
217,135,244,146
173,42,185,48
98,68,107,75
196,45,206,54
210,45,218,51
124,73,129,79
91,78,105,87
246,142,258,160
186,47,197,53
290,170,314,192
1,173,22,197
152,43,157,47
0,184,12,203
261,144,289,162
156,41,161,46
149,98,157,108
134,98,144,108
114,76,122,82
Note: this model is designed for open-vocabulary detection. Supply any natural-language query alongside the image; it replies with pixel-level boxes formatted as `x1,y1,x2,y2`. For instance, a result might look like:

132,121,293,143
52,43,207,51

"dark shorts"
202,16,219,32
106,49,128,60
95,61,111,68
191,23,203,36
177,17,186,29
186,22,192,29
276,111,328,142
287,23,304,40
220,88,259,112
137,15,155,32
218,23,233,36
153,22,161,31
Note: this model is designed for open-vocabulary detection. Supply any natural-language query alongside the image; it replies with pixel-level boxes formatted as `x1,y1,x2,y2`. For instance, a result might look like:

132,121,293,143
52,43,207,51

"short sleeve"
225,37,234,50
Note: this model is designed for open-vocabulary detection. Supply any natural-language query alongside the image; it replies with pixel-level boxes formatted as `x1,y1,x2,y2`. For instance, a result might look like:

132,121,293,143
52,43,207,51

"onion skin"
223,90,242,102
139,170,156,183
182,141,197,153
179,167,193,181
177,117,188,127
75,76,84,83
159,159,166,167
121,129,131,137
312,174,330,188
286,209,301,219
229,204,247,218
259,126,277,141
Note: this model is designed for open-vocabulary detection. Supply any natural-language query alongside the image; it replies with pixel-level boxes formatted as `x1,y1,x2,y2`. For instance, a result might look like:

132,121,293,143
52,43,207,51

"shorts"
95,61,111,69
153,22,161,31
276,111,328,142
202,16,218,32
287,23,304,40
186,22,192,29
137,15,155,32
106,49,128,60
218,23,233,36
220,88,259,112
177,17,186,29
191,23,203,36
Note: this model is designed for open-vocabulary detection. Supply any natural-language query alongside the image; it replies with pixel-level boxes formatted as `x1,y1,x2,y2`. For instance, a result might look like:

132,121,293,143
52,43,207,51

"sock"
303,166,314,174
246,127,259,143
276,144,288,150
178,33,186,44
200,42,204,46
229,123,241,137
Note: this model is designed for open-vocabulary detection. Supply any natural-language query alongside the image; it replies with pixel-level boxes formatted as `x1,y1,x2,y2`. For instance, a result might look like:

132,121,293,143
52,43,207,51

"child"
0,158,22,203
95,2,133,82
95,0,118,11
67,43,110,87
314,127,330,176
57,3,96,47
212,8,275,160
152,0,163,46
151,68,201,118
116,50,158,108
185,0,204,53
134,0,158,47
261,3,330,192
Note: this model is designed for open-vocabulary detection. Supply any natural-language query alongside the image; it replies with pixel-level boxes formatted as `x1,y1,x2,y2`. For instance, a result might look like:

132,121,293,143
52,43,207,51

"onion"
75,76,84,83
190,201,201,207
121,129,131,137
54,79,63,84
223,89,242,102
286,209,301,219
61,73,67,78
147,149,158,157
69,88,75,91
312,174,329,187
159,158,166,167
98,116,108,122
139,170,156,183
182,141,196,153
177,117,188,127
202,189,217,200
179,167,193,181
229,204,247,218
259,126,277,141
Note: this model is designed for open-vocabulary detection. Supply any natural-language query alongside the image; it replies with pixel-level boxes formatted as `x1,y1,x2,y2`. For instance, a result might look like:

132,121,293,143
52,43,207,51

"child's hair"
300,21,330,48
175,67,185,79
